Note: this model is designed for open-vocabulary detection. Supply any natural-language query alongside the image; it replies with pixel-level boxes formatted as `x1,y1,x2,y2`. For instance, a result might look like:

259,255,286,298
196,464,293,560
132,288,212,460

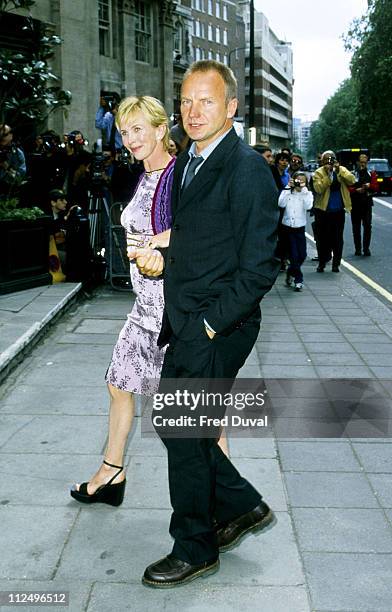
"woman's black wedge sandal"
70,460,126,506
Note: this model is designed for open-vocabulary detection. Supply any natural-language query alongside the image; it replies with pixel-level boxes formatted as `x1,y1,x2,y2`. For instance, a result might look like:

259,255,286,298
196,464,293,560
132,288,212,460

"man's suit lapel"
176,128,239,212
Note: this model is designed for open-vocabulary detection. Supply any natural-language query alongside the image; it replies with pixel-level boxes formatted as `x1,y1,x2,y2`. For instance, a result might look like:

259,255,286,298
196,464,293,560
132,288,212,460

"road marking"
373,197,392,210
305,232,392,305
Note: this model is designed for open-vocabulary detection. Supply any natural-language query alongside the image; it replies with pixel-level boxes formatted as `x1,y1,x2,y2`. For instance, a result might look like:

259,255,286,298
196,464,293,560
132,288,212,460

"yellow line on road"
305,232,392,305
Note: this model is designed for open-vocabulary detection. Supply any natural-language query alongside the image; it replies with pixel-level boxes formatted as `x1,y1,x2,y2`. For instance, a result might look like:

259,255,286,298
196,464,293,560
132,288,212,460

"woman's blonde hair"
116,96,170,151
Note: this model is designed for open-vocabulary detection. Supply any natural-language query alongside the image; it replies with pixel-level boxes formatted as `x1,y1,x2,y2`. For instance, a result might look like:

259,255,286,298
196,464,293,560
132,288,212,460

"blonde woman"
71,96,175,505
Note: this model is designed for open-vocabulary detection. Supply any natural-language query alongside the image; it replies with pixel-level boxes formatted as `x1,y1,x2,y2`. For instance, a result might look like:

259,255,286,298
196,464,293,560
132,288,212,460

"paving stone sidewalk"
0,257,392,612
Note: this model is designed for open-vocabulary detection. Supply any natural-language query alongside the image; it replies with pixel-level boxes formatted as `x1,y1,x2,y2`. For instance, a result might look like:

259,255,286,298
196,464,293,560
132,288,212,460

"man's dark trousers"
351,201,372,253
317,208,345,266
157,319,262,565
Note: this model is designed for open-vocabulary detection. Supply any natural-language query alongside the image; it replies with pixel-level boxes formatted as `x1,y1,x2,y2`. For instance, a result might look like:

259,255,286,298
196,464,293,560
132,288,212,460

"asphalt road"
306,196,392,295
342,195,392,294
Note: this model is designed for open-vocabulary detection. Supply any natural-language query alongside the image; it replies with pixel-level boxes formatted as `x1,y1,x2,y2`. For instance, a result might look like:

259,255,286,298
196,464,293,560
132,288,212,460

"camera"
293,178,302,188
326,156,336,165
90,152,106,185
102,95,118,112
117,146,132,167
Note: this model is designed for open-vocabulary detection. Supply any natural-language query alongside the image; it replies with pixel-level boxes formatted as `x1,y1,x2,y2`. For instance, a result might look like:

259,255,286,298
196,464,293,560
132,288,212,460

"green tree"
0,0,71,133
345,0,392,157
308,79,360,156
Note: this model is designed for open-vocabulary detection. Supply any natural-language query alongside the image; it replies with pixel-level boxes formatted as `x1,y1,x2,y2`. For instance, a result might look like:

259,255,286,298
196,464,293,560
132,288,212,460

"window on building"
174,21,183,55
193,0,203,10
223,29,227,45
216,52,220,62
223,3,228,20
200,22,205,38
215,1,220,18
99,0,112,57
135,0,151,63
196,47,201,61
208,49,213,59
223,53,228,65
208,0,213,15
216,26,220,43
208,24,213,41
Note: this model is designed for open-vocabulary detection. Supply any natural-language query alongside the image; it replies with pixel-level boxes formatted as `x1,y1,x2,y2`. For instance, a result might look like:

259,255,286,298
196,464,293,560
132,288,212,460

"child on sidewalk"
278,171,313,291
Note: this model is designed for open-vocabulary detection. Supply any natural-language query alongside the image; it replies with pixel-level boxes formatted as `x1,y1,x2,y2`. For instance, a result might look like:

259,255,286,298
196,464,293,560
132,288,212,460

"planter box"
0,216,52,295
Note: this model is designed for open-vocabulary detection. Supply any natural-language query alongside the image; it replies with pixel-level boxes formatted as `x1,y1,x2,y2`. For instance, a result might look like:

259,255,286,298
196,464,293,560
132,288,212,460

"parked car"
368,158,392,195
305,160,318,172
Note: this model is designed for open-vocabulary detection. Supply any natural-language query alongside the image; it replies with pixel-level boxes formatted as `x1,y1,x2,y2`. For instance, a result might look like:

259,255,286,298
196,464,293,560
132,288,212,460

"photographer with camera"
279,172,313,291
95,92,122,153
313,150,355,273
48,188,90,281
27,131,67,205
0,124,26,198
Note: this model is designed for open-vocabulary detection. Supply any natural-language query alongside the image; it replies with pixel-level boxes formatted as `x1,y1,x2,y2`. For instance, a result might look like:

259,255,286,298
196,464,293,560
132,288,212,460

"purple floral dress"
105,171,166,395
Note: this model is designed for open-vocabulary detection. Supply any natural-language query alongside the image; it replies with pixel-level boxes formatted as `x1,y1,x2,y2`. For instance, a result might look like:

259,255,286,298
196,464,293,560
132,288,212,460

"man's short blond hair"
183,60,238,103
116,96,170,151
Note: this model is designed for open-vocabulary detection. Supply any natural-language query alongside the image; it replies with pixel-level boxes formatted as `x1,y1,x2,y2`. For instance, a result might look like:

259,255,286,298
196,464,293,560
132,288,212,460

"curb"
0,283,83,383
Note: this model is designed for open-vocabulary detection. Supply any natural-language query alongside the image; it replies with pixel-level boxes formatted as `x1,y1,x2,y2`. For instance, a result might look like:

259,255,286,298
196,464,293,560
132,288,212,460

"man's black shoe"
217,501,275,553
316,265,324,273
142,554,219,588
364,250,371,256
354,250,362,256
332,265,340,272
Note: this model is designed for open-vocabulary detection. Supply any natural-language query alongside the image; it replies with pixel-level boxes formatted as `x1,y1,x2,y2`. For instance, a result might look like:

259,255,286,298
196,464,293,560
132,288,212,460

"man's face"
322,154,335,169
180,69,237,152
52,197,67,213
290,156,302,170
359,155,368,169
262,150,273,165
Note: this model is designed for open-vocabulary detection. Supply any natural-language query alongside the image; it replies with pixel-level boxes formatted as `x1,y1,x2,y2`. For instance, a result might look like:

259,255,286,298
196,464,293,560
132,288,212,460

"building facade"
11,0,178,145
13,0,246,145
238,1,293,149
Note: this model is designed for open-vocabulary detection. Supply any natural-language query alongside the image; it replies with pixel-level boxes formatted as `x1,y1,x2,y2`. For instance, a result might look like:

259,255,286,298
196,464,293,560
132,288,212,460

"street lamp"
228,45,261,68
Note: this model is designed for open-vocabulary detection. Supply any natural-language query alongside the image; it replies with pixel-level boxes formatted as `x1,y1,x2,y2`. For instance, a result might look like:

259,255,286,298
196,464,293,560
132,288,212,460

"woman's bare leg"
75,384,135,494
218,429,230,457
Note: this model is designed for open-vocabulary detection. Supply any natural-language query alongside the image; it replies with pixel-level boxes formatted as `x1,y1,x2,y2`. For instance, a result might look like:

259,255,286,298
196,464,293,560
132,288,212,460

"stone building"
238,1,293,149
11,0,179,145
2,0,248,144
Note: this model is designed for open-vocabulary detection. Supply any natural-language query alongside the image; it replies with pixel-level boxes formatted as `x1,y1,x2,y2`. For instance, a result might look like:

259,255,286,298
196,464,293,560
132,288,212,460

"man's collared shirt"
181,127,232,188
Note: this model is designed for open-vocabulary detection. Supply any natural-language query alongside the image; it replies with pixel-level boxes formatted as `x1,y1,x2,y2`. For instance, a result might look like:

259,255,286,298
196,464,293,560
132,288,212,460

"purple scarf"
133,157,175,235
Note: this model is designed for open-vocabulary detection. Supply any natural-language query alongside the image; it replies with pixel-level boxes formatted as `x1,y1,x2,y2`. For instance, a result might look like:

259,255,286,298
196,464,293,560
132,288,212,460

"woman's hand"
148,229,171,249
128,247,164,277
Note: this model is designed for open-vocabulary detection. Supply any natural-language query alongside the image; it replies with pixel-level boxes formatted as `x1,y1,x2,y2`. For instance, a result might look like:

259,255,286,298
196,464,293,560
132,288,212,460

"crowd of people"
254,145,378,292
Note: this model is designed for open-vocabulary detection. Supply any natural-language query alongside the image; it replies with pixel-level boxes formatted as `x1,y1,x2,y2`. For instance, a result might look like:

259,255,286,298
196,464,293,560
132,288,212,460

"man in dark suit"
134,60,280,588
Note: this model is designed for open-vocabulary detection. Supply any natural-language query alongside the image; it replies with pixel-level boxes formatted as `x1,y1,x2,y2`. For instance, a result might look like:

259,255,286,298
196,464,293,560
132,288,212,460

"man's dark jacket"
159,128,280,345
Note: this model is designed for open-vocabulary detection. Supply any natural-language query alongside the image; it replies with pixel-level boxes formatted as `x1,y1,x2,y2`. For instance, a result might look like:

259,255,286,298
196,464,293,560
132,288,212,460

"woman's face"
278,157,289,171
119,111,164,162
